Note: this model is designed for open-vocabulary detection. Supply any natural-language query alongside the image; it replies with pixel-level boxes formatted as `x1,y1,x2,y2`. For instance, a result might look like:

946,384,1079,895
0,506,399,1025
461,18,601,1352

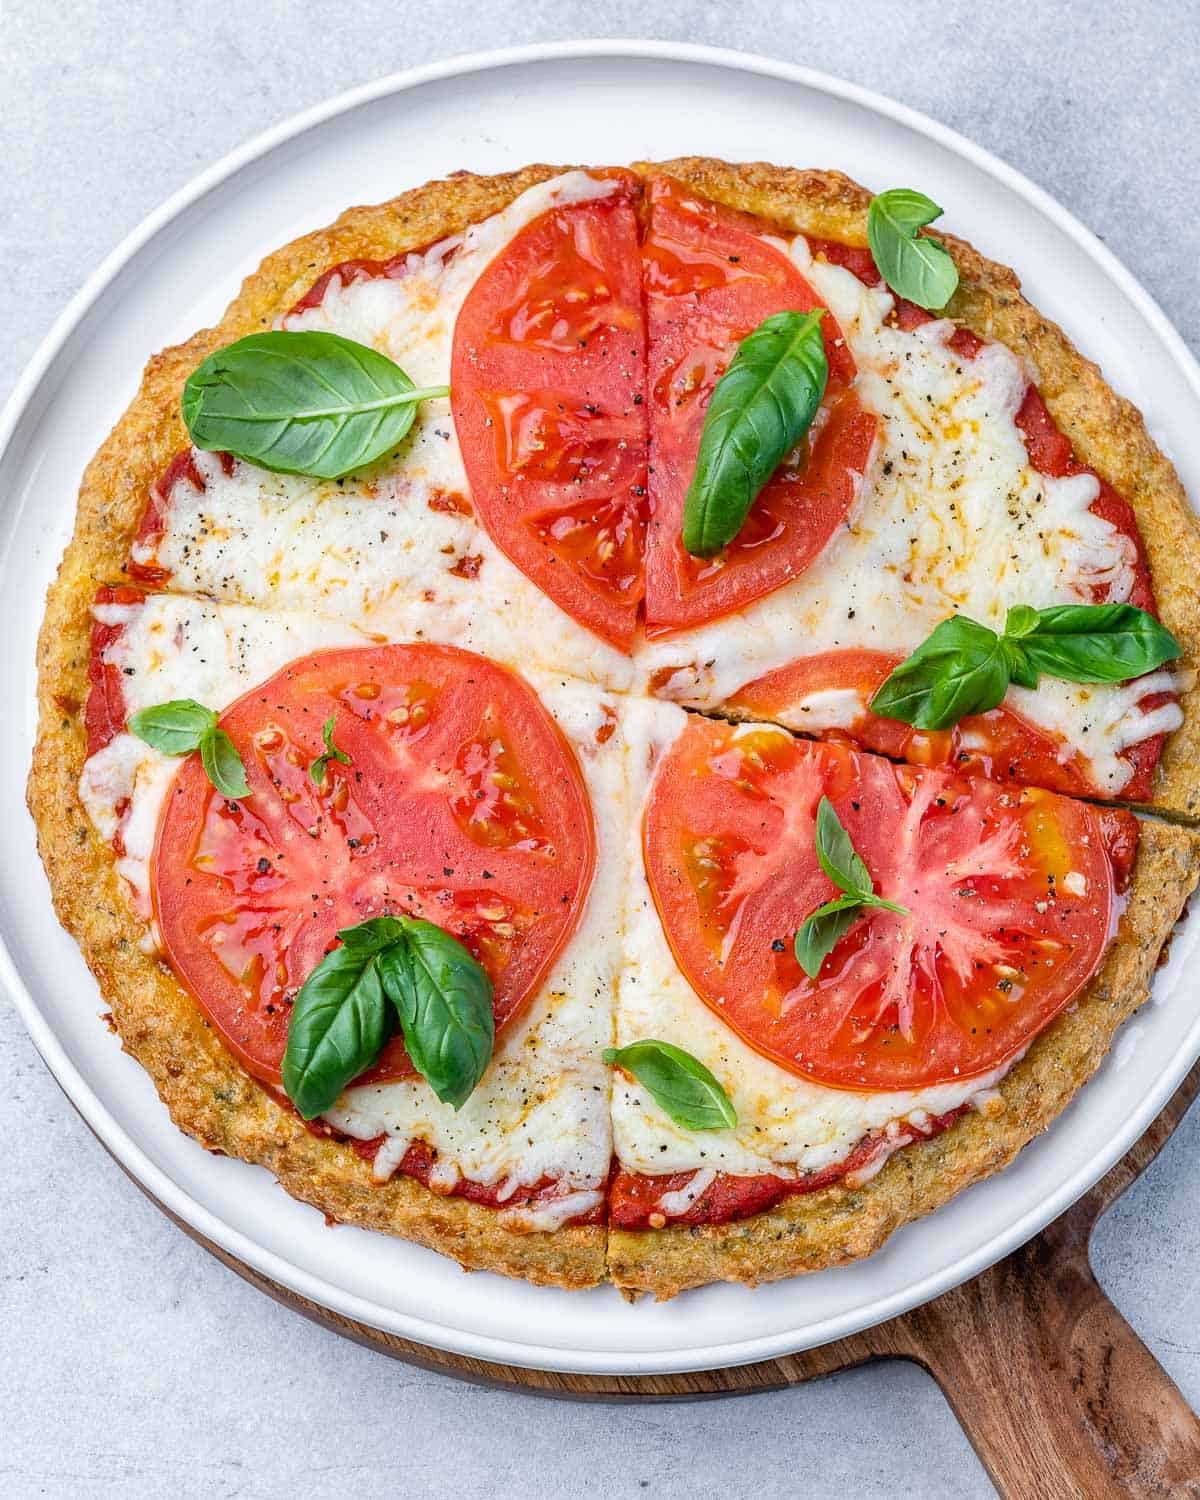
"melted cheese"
78,594,622,1215
610,697,1012,1183
636,239,1184,794
134,171,632,691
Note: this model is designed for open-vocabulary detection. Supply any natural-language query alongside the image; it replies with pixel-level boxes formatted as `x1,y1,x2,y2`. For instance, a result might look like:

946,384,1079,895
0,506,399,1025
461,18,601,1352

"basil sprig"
871,603,1182,732
867,189,959,311
603,1040,737,1131
182,330,450,480
127,699,249,798
682,309,829,558
794,798,908,979
281,915,494,1119
310,713,351,787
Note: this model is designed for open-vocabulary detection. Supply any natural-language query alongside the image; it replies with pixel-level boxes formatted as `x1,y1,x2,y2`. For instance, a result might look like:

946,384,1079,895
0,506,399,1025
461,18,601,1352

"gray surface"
2,3,1199,1496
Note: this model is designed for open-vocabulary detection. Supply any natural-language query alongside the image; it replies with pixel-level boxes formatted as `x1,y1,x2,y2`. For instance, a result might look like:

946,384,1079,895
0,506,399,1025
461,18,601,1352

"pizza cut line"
29,158,1200,1298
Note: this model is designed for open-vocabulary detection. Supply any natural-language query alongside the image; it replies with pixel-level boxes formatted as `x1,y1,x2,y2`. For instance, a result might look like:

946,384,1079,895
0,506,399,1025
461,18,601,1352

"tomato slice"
641,176,876,636
451,176,649,651
151,644,595,1090
644,718,1134,1091
728,648,1101,798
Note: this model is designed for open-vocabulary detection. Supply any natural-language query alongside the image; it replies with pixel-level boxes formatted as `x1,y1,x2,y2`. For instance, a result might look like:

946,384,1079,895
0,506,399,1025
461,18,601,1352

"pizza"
29,159,1200,1299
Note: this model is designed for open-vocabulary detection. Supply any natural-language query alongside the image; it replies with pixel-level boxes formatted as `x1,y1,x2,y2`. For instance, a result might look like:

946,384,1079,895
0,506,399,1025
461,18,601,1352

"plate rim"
5,37,1200,1376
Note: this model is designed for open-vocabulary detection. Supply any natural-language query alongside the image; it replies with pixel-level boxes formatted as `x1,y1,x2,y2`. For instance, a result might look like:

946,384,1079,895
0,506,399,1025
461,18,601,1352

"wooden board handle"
853,1077,1200,1498
877,1210,1200,1498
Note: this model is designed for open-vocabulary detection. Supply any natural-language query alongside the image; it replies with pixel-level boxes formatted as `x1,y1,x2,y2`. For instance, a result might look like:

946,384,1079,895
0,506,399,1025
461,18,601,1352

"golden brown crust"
609,817,1200,1298
27,157,1200,1297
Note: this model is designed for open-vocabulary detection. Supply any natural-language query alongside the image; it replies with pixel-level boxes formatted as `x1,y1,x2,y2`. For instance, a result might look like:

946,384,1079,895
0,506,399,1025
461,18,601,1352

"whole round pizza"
29,158,1200,1299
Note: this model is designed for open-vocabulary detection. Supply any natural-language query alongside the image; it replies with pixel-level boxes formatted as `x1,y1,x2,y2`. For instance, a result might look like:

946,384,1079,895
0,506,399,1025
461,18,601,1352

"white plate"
4,41,1200,1377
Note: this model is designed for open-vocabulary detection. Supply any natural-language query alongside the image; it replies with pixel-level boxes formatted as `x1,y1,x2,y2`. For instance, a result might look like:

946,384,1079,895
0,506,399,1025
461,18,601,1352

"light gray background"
3,4,1199,1497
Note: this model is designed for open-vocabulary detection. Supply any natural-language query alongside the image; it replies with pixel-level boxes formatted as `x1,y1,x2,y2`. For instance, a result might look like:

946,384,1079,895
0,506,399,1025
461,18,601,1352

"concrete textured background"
3,4,1199,1496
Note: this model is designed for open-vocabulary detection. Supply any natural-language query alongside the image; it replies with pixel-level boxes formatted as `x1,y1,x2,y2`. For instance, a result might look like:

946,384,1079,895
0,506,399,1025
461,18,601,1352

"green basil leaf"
336,916,410,955
127,699,216,756
311,712,352,786
182,330,450,480
794,894,863,980
814,796,873,899
1003,603,1041,639
379,919,494,1109
603,1040,737,1131
867,189,959,310
1013,602,1181,683
870,615,1010,730
199,727,250,799
281,946,391,1119
682,309,829,558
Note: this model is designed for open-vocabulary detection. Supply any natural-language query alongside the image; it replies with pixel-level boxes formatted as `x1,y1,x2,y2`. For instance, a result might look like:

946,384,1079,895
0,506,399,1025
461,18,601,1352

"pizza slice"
636,162,1199,813
608,700,1199,1297
67,587,629,1285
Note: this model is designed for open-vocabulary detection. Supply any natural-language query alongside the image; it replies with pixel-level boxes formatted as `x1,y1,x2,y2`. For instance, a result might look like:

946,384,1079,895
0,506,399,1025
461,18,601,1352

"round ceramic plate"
4,41,1200,1376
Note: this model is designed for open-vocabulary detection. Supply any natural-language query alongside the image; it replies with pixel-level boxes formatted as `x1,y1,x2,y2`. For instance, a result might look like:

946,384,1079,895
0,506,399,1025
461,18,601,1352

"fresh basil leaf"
281,945,391,1119
311,712,352,786
336,916,409,955
127,699,216,756
182,330,450,481
1000,636,1040,691
873,603,1183,732
199,727,250,799
867,189,959,311
682,309,829,558
129,698,249,799
814,796,873,899
1003,604,1041,639
379,919,494,1110
603,1040,737,1131
794,894,863,980
870,616,1010,730
1012,602,1181,683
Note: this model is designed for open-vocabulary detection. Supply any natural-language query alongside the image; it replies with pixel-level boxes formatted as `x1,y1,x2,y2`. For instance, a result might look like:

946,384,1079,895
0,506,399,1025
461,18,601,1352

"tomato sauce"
85,584,145,756
610,1106,967,1229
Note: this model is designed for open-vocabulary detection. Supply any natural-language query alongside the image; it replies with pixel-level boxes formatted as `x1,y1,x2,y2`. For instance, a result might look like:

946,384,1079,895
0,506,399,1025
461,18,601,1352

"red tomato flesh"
641,176,876,636
151,643,594,1090
451,175,649,651
644,717,1135,1092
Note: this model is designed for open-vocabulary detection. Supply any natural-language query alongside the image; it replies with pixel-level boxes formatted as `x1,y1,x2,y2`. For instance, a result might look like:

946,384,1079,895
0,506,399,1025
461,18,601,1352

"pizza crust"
27,158,1200,1296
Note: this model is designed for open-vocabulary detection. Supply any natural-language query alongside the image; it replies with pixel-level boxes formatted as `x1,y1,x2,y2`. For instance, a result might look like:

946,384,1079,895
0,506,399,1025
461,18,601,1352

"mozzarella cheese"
610,697,1013,1187
79,593,621,1216
134,171,632,691
636,238,1184,794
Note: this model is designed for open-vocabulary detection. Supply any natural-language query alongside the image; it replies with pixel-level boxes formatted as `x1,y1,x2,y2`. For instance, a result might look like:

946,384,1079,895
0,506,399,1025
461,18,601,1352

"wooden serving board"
107,1065,1200,1500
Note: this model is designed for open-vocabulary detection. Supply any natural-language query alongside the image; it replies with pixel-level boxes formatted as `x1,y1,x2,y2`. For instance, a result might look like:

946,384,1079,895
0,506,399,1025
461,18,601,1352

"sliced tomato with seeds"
152,643,594,1090
641,176,877,636
644,718,1134,1091
451,177,649,651
728,647,1102,798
